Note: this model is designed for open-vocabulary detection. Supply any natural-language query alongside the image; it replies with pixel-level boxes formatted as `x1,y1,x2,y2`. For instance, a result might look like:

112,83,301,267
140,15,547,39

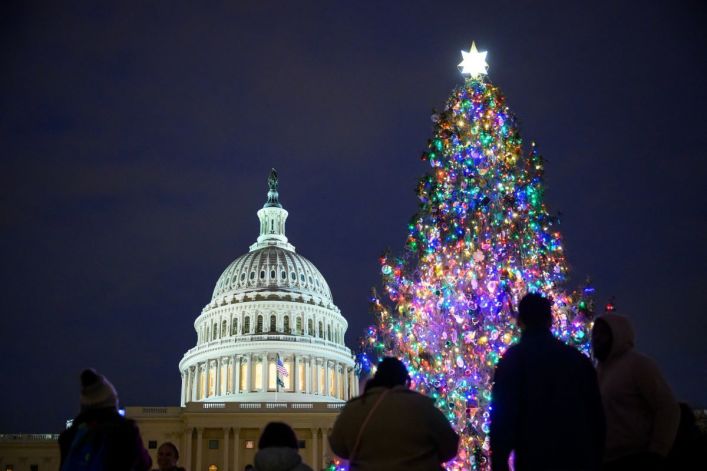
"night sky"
2,1,705,433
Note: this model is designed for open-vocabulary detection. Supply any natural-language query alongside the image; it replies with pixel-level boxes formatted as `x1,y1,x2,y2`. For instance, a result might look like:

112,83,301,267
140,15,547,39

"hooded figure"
59,369,152,471
592,314,679,467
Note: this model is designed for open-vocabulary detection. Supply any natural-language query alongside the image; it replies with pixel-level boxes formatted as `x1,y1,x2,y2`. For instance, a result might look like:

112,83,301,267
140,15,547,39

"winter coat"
253,447,313,471
328,385,459,471
58,407,152,471
596,314,679,462
490,329,605,471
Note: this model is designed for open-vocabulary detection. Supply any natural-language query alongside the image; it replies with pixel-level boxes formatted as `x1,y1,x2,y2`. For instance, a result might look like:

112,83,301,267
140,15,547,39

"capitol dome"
178,170,357,405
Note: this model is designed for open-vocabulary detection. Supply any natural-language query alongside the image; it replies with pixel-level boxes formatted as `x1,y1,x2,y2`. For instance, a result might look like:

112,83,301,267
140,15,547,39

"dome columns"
180,353,357,405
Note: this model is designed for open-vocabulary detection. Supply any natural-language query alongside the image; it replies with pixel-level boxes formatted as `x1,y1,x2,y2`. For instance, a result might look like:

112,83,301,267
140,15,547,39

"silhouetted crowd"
59,294,705,471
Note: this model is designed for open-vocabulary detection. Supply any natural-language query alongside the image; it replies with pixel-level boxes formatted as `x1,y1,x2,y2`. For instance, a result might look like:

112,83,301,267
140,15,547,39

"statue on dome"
268,168,278,192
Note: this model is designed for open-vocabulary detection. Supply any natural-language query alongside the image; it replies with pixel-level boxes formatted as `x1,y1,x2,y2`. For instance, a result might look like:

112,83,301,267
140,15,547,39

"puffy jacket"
254,447,313,471
595,314,679,461
329,385,459,471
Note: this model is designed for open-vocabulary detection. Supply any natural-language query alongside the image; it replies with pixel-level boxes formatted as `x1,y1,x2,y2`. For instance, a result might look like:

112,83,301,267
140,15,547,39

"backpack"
61,422,107,471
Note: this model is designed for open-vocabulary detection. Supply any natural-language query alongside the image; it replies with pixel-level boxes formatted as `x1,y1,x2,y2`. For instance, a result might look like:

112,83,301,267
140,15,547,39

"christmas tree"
364,44,593,470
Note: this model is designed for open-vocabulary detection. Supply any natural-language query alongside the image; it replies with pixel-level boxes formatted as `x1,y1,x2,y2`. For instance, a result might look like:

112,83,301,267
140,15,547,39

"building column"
216,358,222,397
324,361,330,397
261,353,268,392
234,355,241,394
305,356,312,394
293,355,300,393
196,427,204,471
223,427,230,471
184,427,193,470
233,427,240,471
311,428,319,470
333,363,340,399
180,371,186,406
205,361,211,397
189,366,197,402
343,367,349,400
246,355,252,392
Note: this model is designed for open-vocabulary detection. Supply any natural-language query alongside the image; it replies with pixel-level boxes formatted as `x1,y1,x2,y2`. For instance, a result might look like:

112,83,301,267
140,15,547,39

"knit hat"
80,368,118,410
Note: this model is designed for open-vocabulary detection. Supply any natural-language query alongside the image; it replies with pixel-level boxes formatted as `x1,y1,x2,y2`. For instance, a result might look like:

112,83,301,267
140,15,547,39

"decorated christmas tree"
363,44,594,470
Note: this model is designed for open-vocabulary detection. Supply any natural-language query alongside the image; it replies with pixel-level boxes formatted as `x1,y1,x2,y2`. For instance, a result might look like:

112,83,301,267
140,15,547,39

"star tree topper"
458,42,489,78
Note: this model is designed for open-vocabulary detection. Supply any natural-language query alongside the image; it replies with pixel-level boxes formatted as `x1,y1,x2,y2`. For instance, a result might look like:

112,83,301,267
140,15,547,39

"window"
281,271,286,279
269,315,276,332
291,272,296,280
231,318,238,335
300,273,305,282
243,317,250,334
221,320,227,336
241,273,246,281
327,325,331,341
250,272,255,280
213,323,218,340
309,276,313,284
318,321,323,338
256,315,263,334
284,316,290,334
296,317,302,335
148,440,157,449
308,319,313,335
206,326,210,341
209,439,219,449
260,270,265,279
270,270,276,279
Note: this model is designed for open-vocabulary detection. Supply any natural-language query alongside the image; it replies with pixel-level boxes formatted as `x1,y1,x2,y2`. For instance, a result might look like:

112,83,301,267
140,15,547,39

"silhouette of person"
592,314,679,470
59,368,152,471
254,422,313,471
490,293,605,471
329,357,459,470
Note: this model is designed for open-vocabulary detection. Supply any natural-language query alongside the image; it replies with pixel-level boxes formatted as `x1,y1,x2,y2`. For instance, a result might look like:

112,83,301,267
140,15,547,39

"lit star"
458,42,488,78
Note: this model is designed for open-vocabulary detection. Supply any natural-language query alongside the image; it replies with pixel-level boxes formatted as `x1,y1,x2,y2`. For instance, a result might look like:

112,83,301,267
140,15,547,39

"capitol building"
0,170,359,471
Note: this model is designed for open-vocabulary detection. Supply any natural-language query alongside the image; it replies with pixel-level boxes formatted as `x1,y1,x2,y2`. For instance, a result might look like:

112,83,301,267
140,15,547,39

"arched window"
213,323,218,340
269,315,276,332
284,316,290,334
300,273,305,282
256,315,263,334
241,272,246,281
231,318,238,335
206,326,210,342
260,271,265,280
250,272,255,280
281,271,286,279
308,319,313,336
243,317,250,334
327,325,331,341
318,321,323,338
221,320,227,337
296,317,302,335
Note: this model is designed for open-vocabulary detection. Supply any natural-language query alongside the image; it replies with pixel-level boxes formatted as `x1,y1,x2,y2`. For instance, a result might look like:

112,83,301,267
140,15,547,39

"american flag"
276,354,288,378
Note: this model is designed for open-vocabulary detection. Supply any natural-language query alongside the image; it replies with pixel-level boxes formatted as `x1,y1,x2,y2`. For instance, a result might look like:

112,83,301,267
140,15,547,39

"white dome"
178,169,357,406
212,246,333,303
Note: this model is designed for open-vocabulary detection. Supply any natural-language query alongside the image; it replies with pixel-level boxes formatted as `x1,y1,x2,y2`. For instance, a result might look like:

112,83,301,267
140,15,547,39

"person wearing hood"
490,293,605,471
328,357,459,470
592,314,680,470
254,422,313,471
58,368,152,471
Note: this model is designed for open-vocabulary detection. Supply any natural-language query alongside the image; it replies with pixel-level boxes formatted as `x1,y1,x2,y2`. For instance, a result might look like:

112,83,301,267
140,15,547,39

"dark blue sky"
1,1,705,432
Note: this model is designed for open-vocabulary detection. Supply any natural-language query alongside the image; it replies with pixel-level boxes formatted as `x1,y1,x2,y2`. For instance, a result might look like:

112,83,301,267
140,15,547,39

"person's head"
244,465,254,471
258,422,298,450
157,442,179,470
79,368,118,411
591,318,613,363
369,357,410,389
517,293,553,332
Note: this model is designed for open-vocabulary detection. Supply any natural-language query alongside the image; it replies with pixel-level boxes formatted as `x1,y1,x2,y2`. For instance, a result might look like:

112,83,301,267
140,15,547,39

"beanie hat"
80,368,118,410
